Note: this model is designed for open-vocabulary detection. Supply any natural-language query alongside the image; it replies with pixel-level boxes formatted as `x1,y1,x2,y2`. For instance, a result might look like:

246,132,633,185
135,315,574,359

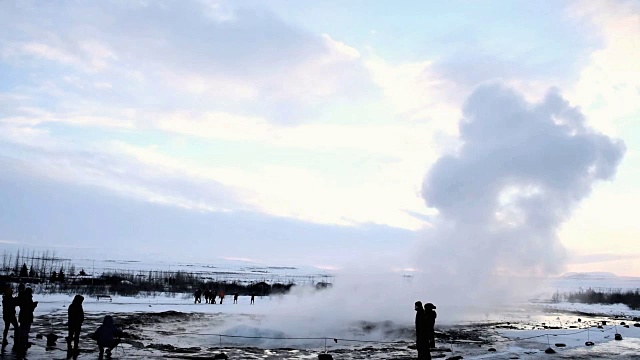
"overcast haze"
1,0,639,275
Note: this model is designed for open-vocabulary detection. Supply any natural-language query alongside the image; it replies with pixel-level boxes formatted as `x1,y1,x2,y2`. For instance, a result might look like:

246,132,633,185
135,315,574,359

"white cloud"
567,0,640,136
155,110,441,157
14,39,116,72
364,55,462,130
1,107,135,129
21,42,77,65
116,142,431,230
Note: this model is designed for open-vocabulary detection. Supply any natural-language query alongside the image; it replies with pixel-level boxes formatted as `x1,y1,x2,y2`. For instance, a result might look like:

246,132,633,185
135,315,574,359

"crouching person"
92,315,123,359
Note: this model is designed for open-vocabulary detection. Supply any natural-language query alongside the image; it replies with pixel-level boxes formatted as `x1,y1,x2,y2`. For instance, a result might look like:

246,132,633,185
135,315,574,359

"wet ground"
3,307,640,359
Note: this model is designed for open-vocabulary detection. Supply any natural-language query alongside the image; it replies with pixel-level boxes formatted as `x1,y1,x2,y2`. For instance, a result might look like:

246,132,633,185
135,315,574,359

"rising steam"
212,84,626,339
417,83,625,309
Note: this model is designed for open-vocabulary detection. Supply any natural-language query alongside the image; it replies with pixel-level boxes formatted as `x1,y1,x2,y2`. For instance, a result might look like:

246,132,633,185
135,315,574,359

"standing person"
194,289,202,304
424,303,437,348
17,287,38,354
67,295,84,353
2,288,18,348
414,301,430,360
250,293,255,305
233,292,238,304
211,290,217,304
93,315,124,359
219,290,225,304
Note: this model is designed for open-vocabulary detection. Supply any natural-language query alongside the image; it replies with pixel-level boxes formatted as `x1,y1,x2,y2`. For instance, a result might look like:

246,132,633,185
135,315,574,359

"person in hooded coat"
424,303,437,348
2,287,18,347
194,289,202,304
17,287,37,353
414,301,430,360
93,315,123,358
67,295,84,352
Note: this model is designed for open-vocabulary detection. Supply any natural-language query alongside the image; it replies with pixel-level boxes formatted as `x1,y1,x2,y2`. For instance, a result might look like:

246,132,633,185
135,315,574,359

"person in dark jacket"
233,292,238,304
93,315,123,358
414,301,430,360
17,287,37,353
2,288,18,347
424,303,437,348
67,295,84,352
194,289,202,304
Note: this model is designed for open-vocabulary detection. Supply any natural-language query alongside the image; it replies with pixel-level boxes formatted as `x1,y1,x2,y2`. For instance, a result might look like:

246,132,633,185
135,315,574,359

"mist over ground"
216,83,626,337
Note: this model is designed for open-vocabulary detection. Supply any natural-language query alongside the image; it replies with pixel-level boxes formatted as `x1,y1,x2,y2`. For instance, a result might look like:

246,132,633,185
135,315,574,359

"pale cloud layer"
0,0,639,272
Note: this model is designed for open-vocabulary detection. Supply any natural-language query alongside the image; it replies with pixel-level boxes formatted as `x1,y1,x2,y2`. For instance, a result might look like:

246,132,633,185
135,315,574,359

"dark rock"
488,348,496,352
585,341,594,346
145,343,201,353
554,343,566,347
214,353,228,359
545,347,556,354
318,354,333,360
46,333,59,347
127,340,144,348
620,322,626,325
615,333,623,341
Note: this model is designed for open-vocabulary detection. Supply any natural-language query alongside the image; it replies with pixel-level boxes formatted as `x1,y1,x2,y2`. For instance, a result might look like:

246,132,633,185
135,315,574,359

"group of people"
4,284,438,359
194,289,255,305
2,284,37,355
414,301,437,360
2,285,125,358
68,294,124,358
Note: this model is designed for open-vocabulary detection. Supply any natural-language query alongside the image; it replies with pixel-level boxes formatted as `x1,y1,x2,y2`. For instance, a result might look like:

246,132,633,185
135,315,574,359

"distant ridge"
560,271,619,279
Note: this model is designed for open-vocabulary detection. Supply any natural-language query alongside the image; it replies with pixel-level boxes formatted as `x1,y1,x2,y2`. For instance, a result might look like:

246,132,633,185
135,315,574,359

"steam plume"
418,84,625,306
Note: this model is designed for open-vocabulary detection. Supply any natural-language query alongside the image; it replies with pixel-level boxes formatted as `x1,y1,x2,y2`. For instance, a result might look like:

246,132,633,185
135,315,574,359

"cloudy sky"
0,0,639,275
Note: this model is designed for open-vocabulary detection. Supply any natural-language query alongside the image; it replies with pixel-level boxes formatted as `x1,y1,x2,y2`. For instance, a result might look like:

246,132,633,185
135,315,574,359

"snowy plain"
3,246,640,359
7,272,640,359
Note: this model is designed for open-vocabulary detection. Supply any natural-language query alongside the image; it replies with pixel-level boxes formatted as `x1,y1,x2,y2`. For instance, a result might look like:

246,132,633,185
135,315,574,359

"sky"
0,0,639,276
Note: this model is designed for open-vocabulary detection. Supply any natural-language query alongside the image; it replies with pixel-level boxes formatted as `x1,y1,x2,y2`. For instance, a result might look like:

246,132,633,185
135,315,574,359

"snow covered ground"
4,251,640,359
4,291,639,359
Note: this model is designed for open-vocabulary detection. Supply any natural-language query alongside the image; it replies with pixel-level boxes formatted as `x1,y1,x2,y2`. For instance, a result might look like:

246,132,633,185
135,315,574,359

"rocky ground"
3,305,640,359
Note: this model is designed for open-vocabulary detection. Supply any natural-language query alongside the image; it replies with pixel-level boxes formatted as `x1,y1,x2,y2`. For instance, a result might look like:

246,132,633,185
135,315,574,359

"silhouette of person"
67,295,84,353
250,293,255,305
93,315,123,359
414,301,430,360
17,287,38,354
424,303,437,348
212,290,217,304
203,290,211,304
194,289,202,304
233,292,238,304
219,290,225,304
2,288,18,348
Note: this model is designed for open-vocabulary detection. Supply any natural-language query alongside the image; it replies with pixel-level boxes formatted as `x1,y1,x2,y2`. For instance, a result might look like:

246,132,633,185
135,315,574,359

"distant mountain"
560,271,619,280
